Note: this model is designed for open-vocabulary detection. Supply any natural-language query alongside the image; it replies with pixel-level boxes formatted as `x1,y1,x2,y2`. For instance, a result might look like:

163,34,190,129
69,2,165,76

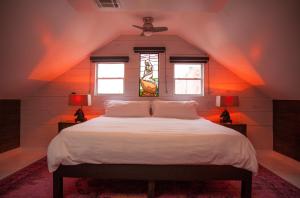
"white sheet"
47,117,258,173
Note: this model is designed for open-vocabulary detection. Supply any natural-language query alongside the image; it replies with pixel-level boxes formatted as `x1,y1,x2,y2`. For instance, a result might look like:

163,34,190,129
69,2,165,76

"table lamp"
216,96,239,124
69,93,92,123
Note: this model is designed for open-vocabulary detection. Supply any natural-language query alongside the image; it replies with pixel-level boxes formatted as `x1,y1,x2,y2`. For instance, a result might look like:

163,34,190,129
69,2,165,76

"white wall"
21,35,272,150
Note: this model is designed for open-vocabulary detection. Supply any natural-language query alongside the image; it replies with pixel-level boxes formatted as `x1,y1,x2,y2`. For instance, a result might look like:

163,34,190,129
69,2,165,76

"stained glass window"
139,53,159,97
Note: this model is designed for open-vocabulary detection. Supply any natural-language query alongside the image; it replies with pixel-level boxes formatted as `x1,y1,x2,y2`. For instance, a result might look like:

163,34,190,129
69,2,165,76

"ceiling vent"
95,0,121,8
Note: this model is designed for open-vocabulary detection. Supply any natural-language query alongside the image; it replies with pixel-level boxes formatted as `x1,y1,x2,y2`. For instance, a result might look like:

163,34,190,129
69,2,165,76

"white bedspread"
47,117,258,173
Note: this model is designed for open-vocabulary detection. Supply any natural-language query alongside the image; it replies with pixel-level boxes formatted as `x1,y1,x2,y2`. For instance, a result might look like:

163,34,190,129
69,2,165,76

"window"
174,63,204,95
96,63,124,94
139,53,159,97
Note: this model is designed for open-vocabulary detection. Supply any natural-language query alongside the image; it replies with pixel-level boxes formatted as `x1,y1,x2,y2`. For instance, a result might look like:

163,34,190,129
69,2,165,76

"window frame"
95,62,125,95
173,63,204,96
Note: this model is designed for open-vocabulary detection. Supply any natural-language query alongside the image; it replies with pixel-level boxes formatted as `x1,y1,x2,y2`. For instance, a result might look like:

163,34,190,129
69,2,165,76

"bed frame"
53,164,252,198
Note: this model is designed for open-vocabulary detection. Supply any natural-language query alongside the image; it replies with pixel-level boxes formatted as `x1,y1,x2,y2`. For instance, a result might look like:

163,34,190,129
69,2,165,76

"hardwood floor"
0,148,45,180
257,149,300,188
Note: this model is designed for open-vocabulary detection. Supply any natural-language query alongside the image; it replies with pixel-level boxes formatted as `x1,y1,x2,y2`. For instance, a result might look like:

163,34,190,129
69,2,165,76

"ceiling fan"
132,17,168,36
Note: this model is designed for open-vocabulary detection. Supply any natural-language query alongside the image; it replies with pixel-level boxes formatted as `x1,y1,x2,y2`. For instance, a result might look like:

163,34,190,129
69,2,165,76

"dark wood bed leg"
53,171,63,198
241,173,252,198
148,181,155,198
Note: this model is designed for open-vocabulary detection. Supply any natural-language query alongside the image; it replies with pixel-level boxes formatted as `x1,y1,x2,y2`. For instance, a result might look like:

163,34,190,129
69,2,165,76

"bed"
48,116,257,198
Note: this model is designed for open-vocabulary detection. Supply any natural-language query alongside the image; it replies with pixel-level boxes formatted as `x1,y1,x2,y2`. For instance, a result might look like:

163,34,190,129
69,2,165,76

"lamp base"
219,109,232,124
74,108,87,123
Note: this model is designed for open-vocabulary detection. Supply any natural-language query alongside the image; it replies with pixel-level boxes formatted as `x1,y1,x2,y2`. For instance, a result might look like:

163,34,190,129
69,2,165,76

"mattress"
47,117,258,173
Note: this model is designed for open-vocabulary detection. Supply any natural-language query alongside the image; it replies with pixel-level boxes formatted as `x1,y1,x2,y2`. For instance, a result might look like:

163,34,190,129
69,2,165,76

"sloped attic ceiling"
0,0,299,99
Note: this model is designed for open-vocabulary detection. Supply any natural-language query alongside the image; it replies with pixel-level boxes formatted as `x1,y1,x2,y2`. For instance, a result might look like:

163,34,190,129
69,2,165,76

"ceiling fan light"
144,31,152,37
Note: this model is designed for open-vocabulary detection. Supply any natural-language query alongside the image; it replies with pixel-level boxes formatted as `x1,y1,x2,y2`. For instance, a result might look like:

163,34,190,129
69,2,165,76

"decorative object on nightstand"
216,96,239,124
69,93,91,123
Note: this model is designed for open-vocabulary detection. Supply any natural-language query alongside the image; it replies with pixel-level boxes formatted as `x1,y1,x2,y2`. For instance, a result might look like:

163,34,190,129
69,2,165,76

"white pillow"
152,100,199,119
105,100,151,117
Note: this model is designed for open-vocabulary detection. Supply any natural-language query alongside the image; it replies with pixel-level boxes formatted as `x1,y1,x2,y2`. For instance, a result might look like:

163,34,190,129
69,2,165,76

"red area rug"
0,158,299,198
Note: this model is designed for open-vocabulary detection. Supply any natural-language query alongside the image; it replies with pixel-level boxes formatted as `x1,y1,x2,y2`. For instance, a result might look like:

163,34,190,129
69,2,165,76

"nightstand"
58,122,77,132
221,123,247,137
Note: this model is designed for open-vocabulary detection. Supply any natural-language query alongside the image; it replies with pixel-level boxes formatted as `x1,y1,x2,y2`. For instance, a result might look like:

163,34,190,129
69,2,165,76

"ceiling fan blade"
132,25,144,30
151,27,168,32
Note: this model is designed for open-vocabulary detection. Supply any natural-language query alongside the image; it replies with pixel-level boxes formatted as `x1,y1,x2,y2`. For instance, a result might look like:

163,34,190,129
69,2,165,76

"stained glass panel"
139,53,159,97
